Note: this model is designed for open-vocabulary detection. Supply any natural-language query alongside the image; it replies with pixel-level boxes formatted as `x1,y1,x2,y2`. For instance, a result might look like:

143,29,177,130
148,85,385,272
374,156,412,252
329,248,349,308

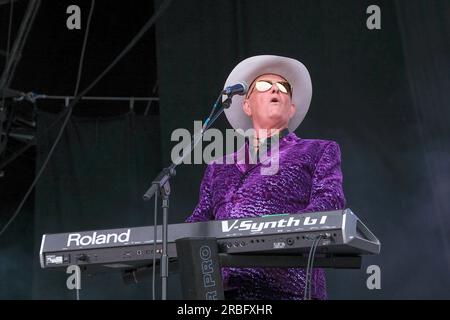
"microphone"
222,81,248,96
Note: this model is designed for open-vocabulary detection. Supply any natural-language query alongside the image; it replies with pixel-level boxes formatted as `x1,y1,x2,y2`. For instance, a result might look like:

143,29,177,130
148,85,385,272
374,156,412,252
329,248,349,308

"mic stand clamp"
142,165,176,300
222,96,232,109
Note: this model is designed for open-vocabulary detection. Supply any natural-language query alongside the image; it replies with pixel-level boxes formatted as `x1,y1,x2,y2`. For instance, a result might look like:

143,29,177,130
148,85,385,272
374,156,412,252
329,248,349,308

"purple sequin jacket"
186,132,346,300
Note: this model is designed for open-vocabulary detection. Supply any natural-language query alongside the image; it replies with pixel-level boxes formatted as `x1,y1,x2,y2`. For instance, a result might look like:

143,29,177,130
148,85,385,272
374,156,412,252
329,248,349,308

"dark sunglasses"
247,80,293,97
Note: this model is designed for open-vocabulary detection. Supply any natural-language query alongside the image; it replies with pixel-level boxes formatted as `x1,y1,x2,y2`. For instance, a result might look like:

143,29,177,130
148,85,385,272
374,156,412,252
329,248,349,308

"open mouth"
270,97,279,103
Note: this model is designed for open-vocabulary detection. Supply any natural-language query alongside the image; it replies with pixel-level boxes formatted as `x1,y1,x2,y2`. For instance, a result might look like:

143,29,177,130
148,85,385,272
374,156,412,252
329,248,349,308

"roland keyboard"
40,208,380,272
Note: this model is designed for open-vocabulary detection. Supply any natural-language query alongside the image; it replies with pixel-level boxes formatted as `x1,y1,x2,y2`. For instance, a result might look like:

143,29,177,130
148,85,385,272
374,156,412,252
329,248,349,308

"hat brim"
223,55,312,132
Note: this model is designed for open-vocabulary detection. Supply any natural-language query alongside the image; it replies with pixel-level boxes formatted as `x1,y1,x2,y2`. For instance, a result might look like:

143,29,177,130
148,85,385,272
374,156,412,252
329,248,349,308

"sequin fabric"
186,132,346,300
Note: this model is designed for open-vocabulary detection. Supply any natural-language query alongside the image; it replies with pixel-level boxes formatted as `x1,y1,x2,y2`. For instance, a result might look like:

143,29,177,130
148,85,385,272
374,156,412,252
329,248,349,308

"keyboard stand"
175,237,225,300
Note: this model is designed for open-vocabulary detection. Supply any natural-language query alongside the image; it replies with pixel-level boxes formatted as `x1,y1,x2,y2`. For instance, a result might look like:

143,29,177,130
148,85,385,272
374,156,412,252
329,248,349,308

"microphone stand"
142,94,233,300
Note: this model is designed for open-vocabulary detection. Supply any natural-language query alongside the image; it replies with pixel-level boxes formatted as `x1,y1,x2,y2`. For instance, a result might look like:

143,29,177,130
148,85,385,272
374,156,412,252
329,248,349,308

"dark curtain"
155,0,450,298
0,172,34,299
396,0,450,274
32,110,164,299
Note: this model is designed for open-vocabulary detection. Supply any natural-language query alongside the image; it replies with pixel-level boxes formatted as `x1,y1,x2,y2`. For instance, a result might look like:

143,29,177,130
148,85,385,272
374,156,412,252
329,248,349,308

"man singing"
186,55,346,300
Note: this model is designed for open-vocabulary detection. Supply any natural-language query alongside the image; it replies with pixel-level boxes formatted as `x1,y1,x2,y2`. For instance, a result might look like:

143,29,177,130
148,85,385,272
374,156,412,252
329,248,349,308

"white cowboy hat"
223,55,312,132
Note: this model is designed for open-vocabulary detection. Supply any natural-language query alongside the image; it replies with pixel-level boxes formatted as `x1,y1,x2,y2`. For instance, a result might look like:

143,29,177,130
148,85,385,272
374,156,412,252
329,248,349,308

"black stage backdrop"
31,110,163,299
0,0,449,299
